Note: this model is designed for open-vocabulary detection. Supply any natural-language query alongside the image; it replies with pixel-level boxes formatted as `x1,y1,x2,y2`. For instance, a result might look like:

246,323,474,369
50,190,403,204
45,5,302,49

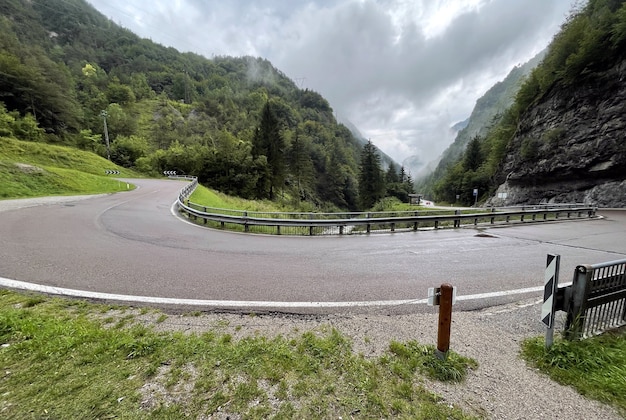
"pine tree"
463,135,484,171
288,130,315,200
252,102,285,199
385,162,399,183
358,140,385,209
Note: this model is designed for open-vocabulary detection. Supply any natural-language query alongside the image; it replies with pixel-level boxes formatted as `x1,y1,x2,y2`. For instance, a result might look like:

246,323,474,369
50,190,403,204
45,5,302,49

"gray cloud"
89,0,576,166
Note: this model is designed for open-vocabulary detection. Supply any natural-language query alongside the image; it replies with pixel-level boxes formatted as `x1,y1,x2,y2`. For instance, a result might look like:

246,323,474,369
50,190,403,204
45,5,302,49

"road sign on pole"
542,253,560,348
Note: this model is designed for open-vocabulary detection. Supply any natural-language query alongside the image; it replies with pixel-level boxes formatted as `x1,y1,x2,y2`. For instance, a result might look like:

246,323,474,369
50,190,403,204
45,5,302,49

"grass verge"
0,290,478,419
0,137,136,199
188,184,299,213
521,330,626,416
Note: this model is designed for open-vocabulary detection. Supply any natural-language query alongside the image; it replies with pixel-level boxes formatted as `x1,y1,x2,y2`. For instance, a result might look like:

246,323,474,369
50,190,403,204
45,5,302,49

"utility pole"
100,110,110,161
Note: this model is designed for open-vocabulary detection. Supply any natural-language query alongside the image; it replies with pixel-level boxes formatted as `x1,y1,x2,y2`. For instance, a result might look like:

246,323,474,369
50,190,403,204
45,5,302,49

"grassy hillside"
0,137,135,199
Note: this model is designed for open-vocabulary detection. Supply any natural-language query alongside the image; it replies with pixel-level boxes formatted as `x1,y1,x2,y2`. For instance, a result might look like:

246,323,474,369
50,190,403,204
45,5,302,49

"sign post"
542,254,560,348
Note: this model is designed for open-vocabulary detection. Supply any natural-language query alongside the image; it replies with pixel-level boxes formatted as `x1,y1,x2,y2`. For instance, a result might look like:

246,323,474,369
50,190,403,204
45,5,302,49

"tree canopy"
0,0,415,211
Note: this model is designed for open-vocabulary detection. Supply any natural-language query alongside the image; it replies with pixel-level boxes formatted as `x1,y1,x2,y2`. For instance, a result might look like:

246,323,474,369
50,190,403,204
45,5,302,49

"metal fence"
172,177,597,236
563,259,626,339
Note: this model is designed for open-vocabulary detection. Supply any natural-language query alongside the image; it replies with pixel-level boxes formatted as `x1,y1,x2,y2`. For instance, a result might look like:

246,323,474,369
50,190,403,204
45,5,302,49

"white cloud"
88,0,576,167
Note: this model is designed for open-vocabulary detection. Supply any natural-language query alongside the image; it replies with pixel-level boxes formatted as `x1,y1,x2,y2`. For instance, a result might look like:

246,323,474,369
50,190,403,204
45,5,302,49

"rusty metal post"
436,283,454,359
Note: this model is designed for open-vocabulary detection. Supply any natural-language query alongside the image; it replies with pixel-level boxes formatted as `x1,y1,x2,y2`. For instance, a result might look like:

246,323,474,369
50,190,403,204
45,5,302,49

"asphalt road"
1,178,625,313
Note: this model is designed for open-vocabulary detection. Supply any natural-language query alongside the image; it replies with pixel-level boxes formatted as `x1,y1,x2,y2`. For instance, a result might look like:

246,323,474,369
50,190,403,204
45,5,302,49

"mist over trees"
423,0,626,206
0,0,415,211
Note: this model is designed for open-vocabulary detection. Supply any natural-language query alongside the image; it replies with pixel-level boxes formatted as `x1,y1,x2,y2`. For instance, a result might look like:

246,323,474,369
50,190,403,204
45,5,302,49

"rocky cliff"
490,59,626,207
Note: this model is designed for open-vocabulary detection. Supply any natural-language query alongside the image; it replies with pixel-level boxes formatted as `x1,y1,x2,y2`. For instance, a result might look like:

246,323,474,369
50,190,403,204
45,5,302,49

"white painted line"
0,276,553,309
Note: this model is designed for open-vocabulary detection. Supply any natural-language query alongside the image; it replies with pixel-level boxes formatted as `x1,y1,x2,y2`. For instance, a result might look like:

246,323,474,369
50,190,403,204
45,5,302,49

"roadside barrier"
543,255,626,345
171,177,597,236
562,258,626,339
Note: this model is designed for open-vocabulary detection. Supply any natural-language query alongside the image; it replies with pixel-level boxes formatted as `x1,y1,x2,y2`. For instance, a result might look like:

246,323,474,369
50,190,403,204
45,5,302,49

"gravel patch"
129,298,622,420
0,195,104,212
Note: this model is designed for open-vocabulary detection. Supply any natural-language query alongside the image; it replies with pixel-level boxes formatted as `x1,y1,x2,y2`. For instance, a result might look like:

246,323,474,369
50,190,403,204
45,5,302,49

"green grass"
189,184,298,213
0,136,136,198
521,330,626,416
0,290,478,419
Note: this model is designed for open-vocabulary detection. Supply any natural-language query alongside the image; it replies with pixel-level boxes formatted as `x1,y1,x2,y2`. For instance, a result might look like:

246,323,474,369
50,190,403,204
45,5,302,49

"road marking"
0,276,557,309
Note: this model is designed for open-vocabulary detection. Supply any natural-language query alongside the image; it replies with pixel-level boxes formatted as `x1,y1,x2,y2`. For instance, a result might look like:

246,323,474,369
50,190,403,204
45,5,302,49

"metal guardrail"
171,177,598,236
561,258,626,339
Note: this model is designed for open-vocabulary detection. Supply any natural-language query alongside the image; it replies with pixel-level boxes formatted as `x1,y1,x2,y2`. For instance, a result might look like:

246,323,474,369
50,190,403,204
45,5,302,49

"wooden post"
436,283,454,360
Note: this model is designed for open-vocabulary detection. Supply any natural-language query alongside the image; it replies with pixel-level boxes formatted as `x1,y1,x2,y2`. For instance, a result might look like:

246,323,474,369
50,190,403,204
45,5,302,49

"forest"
0,0,413,211
424,0,626,205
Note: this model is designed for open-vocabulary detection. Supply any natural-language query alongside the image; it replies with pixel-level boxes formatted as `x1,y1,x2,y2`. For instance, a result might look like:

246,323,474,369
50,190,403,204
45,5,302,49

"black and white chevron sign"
541,253,560,327
105,170,120,175
163,171,177,176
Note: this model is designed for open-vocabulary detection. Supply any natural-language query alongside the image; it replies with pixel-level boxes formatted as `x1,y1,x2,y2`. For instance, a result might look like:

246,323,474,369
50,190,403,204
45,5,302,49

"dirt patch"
15,163,45,174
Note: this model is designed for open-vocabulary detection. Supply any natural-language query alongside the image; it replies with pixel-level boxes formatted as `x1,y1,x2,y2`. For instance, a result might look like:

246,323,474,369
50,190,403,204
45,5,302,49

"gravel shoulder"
133,298,622,420
0,195,106,212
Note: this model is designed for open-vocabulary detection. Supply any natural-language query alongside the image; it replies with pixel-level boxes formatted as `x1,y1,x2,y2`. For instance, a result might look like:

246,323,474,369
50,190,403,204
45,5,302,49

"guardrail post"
436,283,454,360
564,265,593,340
339,225,344,235
454,210,460,228
366,212,371,233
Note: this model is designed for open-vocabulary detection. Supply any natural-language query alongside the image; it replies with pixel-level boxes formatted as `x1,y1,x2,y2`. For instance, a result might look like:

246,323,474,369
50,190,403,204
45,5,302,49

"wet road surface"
1,179,624,313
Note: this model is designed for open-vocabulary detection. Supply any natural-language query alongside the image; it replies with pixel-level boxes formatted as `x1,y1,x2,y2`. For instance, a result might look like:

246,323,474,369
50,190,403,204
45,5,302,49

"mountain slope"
428,0,626,207
489,0,626,206
415,51,543,200
0,0,402,210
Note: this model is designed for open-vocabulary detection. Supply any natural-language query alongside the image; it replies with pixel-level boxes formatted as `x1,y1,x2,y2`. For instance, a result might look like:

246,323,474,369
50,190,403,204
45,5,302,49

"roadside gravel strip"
0,196,622,418
0,195,105,212
138,299,622,420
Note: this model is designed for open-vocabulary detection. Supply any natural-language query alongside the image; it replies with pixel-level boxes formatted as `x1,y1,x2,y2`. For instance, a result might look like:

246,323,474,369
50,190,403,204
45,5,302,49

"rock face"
491,59,626,207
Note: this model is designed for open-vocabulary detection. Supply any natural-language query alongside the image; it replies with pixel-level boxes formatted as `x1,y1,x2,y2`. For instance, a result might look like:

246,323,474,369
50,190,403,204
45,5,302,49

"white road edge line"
0,276,552,308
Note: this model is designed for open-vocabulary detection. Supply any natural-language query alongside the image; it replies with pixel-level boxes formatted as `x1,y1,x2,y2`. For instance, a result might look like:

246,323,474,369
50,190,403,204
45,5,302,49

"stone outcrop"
490,59,626,207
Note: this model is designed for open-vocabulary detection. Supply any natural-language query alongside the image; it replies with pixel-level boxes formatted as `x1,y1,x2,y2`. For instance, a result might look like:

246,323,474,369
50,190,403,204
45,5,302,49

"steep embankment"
491,59,626,207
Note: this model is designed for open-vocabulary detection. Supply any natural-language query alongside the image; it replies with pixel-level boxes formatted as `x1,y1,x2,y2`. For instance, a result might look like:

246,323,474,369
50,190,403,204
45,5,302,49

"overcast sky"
88,0,577,167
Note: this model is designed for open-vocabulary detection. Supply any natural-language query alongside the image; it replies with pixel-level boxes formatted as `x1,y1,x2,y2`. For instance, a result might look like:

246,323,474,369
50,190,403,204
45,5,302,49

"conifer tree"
358,140,385,209
252,102,285,199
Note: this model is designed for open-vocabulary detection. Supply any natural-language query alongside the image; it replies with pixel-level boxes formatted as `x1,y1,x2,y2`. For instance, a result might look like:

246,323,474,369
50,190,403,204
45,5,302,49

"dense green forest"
424,0,626,205
0,0,413,211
